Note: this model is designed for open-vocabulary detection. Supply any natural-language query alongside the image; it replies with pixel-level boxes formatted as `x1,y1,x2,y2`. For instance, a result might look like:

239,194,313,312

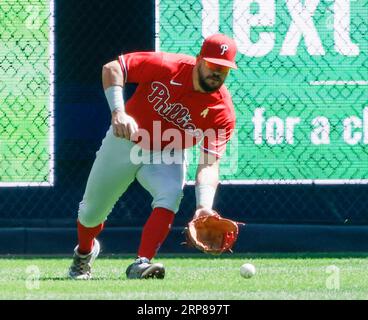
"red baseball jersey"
118,51,236,158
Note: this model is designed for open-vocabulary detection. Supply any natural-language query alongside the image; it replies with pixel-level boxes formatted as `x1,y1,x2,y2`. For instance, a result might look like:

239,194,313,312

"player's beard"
197,66,225,93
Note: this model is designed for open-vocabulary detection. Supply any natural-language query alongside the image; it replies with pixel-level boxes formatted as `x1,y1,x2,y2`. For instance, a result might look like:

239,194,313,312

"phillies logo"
220,44,229,55
147,81,201,137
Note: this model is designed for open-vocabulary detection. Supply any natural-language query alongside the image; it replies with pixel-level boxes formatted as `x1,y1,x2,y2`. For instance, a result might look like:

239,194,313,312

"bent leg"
78,127,141,227
70,128,141,278
135,156,186,259
136,158,186,213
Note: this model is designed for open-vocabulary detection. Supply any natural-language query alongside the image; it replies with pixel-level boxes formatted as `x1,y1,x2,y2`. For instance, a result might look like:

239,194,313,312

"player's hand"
111,109,138,140
193,207,218,220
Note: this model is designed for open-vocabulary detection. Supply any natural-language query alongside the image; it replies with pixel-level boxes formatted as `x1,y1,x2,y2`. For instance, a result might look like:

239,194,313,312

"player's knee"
152,188,184,214
78,213,105,228
78,201,107,228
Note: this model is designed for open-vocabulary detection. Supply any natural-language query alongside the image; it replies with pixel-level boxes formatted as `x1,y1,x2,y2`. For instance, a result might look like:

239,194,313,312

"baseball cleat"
68,239,100,280
126,257,165,279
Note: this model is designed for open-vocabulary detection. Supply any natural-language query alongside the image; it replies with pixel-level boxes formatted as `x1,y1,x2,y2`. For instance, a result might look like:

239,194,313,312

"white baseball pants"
78,126,186,227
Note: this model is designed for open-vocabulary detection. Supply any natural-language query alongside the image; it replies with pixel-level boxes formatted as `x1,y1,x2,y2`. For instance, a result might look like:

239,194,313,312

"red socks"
138,207,175,260
77,220,104,255
77,207,174,258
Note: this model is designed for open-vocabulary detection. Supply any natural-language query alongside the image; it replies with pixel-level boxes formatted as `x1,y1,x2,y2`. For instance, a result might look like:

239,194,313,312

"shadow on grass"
39,276,71,281
39,276,126,281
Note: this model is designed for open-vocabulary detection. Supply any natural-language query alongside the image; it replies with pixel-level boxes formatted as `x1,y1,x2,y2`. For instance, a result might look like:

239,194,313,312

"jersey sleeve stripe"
118,55,128,84
199,145,222,158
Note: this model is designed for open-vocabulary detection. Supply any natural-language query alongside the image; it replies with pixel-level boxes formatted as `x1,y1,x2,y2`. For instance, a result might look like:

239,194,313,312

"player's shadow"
39,276,71,281
39,276,124,281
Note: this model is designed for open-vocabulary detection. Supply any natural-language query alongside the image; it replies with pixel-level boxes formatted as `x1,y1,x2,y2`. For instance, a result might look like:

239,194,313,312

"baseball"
240,263,256,278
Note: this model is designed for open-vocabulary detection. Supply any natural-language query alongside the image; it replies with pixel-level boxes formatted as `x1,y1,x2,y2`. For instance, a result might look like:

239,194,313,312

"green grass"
0,253,367,300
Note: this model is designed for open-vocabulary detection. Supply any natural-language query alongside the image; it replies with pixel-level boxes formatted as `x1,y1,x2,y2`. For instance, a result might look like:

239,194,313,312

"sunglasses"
204,60,230,73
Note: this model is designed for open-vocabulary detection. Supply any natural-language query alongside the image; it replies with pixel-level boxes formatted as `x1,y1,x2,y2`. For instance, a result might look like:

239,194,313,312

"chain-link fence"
0,0,367,229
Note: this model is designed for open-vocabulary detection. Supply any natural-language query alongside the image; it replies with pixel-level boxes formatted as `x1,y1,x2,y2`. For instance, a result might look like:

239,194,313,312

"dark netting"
0,0,367,228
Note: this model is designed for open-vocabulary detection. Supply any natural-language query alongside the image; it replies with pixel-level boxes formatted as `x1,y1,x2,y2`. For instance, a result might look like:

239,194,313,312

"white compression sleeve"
195,184,216,209
104,85,125,112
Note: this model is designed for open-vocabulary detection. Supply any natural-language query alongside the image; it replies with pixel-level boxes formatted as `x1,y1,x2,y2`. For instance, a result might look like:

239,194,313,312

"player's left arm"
193,150,220,219
193,115,235,219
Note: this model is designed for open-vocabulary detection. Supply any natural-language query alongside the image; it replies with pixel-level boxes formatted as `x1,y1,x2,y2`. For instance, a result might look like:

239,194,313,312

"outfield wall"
1,225,368,254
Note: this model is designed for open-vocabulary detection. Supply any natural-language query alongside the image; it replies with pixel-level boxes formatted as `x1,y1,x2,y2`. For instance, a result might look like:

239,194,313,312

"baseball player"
68,33,237,280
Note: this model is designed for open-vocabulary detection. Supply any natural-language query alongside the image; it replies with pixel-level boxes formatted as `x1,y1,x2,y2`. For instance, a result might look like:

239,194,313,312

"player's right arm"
102,60,138,140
